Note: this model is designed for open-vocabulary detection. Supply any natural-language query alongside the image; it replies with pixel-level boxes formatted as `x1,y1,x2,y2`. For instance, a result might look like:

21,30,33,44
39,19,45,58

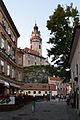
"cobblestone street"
0,100,80,120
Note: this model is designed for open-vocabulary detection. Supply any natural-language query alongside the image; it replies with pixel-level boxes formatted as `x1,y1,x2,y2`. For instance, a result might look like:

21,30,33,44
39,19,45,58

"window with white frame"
12,68,15,78
18,56,22,65
28,60,30,64
8,26,11,35
2,17,6,27
7,65,10,76
19,71,21,81
13,34,15,41
35,56,36,60
40,58,42,62
8,44,11,55
1,60,4,73
1,36,5,49
76,64,78,77
12,49,16,59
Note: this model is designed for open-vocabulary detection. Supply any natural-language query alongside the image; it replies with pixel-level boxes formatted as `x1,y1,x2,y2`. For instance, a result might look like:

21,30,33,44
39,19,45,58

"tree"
46,3,79,81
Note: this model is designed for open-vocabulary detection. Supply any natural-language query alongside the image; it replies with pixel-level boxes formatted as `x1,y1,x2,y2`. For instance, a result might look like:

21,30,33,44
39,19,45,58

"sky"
3,0,80,64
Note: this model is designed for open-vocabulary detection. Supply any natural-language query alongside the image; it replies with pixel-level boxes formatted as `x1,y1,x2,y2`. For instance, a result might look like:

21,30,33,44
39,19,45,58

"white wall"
71,33,80,110
23,90,57,97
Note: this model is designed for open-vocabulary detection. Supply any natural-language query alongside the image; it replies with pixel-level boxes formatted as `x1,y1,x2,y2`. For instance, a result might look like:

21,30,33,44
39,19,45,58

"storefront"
9,82,21,95
0,79,9,98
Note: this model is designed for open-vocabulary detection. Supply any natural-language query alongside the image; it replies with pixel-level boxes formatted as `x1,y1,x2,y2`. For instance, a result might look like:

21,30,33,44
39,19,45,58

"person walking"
32,97,35,113
70,94,74,108
66,94,70,105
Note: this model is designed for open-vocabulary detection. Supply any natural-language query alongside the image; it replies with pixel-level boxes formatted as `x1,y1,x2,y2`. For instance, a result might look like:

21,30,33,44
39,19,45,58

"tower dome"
34,23,38,33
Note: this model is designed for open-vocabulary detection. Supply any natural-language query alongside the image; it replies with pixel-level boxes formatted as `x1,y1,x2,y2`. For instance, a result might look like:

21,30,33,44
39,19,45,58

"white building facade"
23,23,49,67
69,25,80,111
21,83,57,97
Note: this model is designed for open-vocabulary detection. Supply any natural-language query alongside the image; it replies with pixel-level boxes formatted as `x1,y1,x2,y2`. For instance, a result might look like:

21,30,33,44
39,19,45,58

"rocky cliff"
23,65,51,83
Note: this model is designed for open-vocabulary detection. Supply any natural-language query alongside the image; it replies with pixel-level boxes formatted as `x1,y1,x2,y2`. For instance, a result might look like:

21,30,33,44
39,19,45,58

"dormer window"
2,17,6,28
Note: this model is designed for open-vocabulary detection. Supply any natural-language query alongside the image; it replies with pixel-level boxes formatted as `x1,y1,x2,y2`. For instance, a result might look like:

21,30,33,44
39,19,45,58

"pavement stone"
0,100,80,120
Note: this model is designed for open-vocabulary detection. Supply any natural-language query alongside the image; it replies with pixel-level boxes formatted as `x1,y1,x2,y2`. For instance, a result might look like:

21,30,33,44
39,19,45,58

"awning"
0,79,9,87
10,83,20,88
0,79,20,88
4,81,9,87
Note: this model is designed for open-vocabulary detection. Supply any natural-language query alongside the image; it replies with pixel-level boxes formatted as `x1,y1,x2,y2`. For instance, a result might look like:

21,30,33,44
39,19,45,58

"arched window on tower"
31,45,32,49
39,45,41,49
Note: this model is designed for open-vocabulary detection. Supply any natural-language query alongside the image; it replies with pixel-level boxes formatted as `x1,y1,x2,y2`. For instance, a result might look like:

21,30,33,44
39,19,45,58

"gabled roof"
49,76,62,81
0,0,20,37
24,47,45,59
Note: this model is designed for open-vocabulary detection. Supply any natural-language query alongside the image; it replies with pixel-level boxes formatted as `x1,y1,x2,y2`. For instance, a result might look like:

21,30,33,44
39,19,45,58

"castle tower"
30,23,42,56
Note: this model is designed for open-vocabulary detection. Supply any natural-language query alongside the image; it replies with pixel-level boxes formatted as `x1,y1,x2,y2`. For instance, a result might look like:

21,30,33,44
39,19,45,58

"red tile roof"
21,83,56,90
24,47,41,56
49,76,62,81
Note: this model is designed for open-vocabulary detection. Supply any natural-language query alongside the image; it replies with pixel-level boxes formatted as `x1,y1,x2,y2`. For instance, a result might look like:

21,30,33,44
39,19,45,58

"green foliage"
46,3,79,81
23,65,52,83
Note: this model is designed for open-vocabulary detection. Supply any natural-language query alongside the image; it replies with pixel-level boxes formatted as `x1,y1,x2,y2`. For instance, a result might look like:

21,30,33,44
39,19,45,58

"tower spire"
35,20,37,26
30,23,42,55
